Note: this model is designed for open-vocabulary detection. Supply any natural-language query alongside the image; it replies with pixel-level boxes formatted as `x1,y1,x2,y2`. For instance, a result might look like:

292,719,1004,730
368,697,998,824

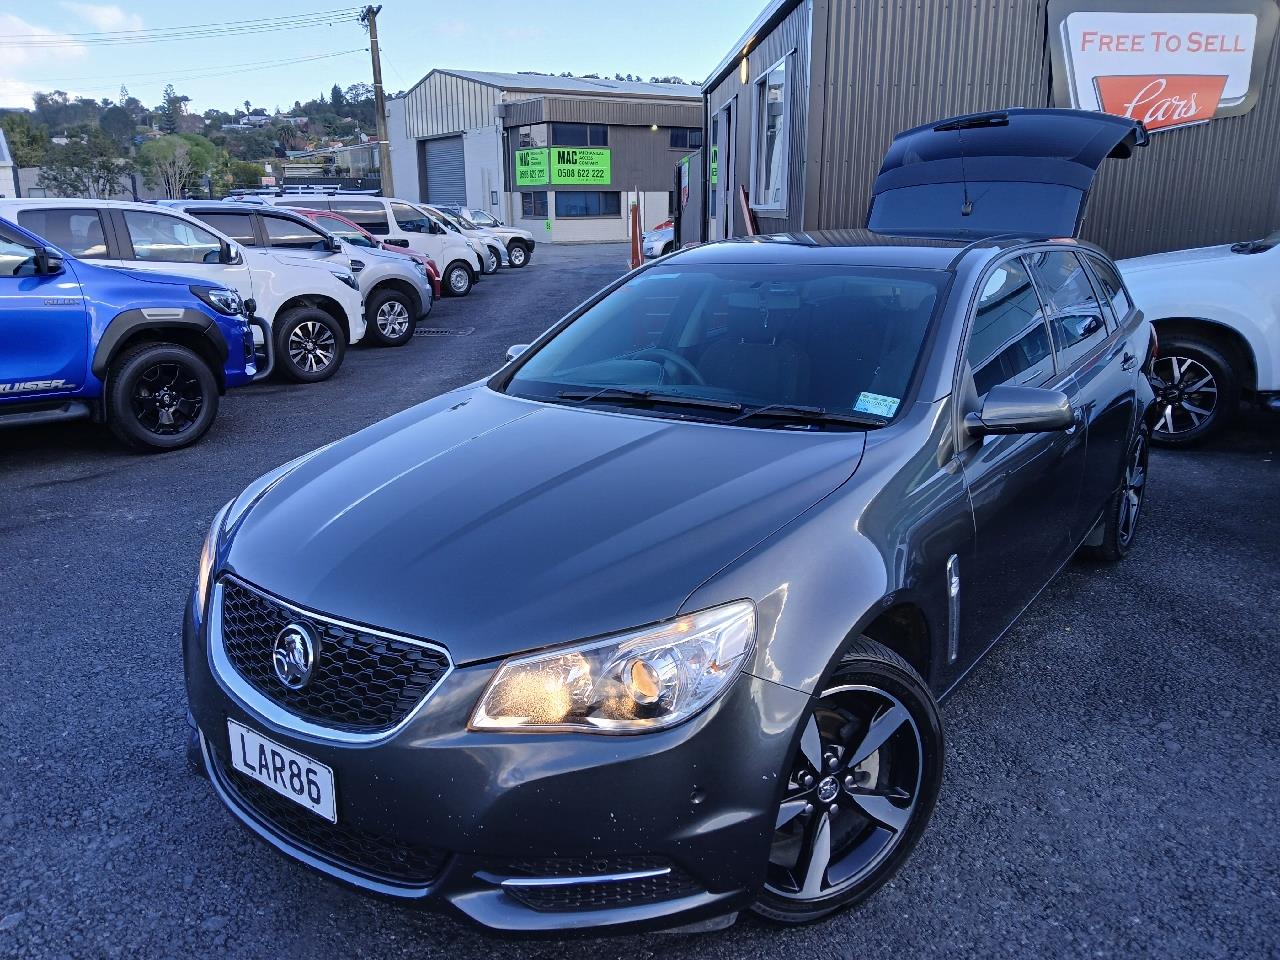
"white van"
267,195,483,297
0,198,366,383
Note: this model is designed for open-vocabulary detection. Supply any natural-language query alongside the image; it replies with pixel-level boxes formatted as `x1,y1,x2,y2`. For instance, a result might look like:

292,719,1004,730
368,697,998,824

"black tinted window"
16,208,110,260
967,258,1054,397
193,212,257,245
522,192,548,218
1087,256,1133,322
263,215,328,250
507,263,945,419
551,123,608,146
330,200,389,235
1026,251,1108,371
555,191,621,218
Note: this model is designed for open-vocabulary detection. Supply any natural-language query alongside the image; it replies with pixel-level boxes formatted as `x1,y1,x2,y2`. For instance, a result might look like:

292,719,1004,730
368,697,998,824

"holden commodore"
185,110,1157,933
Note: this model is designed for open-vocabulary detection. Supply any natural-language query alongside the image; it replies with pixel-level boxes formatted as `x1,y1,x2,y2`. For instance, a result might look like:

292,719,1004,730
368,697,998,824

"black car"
184,109,1157,932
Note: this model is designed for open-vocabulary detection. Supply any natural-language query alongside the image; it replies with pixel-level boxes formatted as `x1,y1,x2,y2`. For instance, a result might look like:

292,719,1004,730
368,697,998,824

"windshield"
504,262,947,425
429,206,474,231
470,210,499,227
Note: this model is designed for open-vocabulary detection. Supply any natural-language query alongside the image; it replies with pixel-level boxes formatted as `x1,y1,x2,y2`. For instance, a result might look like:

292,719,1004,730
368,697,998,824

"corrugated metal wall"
404,72,501,139
703,0,812,234
503,97,703,129
813,0,1050,232
712,0,1280,258
424,136,467,204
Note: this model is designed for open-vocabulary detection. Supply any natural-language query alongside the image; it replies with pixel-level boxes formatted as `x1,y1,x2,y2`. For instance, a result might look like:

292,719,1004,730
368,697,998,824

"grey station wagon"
185,109,1158,933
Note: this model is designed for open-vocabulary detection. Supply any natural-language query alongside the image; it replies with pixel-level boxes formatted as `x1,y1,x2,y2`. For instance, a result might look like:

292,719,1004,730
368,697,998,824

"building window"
517,124,547,148
669,127,703,149
752,55,790,210
554,191,621,218
522,191,548,218
551,123,608,147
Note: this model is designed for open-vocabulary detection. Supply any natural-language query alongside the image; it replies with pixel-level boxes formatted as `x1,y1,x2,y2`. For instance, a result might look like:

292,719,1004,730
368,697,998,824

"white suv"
1119,228,1280,446
449,207,536,268
266,195,483,297
421,204,505,274
1,199,365,383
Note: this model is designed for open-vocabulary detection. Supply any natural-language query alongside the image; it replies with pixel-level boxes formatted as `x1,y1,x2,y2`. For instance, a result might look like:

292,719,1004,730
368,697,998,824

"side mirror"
325,235,342,253
36,248,65,276
964,385,1075,438
506,343,530,362
384,237,410,248
219,241,242,265
430,220,446,235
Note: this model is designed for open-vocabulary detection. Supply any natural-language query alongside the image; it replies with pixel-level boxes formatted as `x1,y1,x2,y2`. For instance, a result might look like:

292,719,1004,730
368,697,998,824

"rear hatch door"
867,108,1148,240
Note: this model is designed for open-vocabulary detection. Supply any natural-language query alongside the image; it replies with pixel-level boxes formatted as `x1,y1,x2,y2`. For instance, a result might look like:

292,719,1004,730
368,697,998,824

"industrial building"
696,0,1280,258
387,70,703,242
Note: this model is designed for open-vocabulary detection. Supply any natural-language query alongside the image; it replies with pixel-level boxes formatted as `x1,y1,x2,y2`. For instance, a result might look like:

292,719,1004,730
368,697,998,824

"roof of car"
668,230,1039,270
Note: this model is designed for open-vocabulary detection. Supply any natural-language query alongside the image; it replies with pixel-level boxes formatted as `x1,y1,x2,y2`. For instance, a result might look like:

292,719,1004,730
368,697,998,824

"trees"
330,84,345,111
0,112,49,167
99,106,135,149
155,84,191,136
139,134,219,198
38,130,132,199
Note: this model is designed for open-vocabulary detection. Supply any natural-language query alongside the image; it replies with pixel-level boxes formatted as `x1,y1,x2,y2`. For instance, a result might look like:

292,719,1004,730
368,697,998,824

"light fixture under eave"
650,123,659,131
740,55,749,84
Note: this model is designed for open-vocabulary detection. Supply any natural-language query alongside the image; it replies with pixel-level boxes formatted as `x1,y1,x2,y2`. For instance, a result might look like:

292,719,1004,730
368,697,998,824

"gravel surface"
2,242,1277,959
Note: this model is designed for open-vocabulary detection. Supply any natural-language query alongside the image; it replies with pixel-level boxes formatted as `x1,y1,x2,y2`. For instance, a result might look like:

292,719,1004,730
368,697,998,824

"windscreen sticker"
854,392,900,418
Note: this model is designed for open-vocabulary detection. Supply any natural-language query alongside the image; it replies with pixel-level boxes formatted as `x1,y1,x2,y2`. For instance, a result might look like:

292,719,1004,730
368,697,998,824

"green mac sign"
515,146,612,186
514,148,549,186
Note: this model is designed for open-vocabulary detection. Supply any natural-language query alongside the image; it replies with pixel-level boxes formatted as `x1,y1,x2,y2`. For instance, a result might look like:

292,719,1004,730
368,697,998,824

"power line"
0,10,361,47
22,49,366,86
7,7,361,38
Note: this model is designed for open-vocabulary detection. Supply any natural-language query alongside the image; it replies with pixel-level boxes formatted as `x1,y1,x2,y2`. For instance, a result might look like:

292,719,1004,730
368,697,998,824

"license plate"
227,719,337,823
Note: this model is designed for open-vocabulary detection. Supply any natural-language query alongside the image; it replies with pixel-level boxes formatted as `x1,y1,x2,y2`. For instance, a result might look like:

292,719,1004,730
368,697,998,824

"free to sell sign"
515,148,549,186
550,148,611,185
1049,2,1279,132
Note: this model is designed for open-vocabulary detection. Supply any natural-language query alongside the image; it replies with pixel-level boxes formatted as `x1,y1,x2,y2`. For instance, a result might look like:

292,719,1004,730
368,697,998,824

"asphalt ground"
2,241,1277,959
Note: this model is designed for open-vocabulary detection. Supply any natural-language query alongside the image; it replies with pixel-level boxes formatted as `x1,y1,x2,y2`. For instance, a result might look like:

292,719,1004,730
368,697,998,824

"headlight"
194,501,231,612
469,601,756,733
191,285,243,316
411,260,429,279
330,270,360,291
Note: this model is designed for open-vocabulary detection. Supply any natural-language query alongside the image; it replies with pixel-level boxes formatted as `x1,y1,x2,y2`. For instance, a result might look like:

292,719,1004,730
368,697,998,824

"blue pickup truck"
0,216,261,451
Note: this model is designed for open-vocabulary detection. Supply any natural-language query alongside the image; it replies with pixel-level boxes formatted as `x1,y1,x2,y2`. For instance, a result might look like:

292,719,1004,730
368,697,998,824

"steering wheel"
633,348,706,385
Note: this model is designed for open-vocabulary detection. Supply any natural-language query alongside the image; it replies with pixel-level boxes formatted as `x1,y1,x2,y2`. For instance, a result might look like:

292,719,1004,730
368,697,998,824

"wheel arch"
275,295,351,343
93,309,227,392
858,603,933,689
1151,316,1258,393
366,278,422,318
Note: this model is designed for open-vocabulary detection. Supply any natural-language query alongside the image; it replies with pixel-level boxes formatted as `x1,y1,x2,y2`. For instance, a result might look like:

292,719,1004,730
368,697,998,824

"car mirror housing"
36,247,64,276
325,236,343,253
964,385,1075,437
506,343,530,362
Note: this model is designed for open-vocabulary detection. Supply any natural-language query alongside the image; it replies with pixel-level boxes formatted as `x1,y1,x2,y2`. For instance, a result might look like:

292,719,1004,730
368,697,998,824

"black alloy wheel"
1082,428,1149,562
754,639,943,924
107,342,218,451
507,242,529,268
1149,335,1237,446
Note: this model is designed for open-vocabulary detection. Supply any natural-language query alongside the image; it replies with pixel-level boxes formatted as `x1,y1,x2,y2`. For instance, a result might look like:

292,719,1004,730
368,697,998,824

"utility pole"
361,5,394,197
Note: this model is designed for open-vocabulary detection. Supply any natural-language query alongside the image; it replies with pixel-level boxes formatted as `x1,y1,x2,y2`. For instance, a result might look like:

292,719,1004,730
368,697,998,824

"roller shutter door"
424,136,465,205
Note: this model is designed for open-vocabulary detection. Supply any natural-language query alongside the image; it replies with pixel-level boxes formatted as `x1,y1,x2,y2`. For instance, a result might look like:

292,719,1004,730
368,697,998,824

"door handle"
1120,342,1137,370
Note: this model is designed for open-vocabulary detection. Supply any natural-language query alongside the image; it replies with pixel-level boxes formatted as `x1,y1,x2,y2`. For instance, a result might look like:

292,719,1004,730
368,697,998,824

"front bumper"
183,580,808,933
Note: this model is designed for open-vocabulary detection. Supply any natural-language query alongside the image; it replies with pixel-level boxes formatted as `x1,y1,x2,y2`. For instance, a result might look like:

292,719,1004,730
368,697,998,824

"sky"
0,1,753,113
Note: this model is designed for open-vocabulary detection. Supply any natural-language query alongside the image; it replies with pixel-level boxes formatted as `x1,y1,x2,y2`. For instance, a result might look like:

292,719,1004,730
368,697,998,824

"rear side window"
16,208,111,260
331,200,389,235
966,258,1055,397
121,211,222,264
192,212,258,246
262,215,329,250
1087,256,1133,321
1025,250,1108,371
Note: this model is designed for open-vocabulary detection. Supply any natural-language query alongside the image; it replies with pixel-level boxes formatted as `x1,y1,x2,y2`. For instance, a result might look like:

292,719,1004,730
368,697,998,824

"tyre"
443,261,474,297
1081,428,1149,562
507,241,530,268
274,307,345,383
661,242,673,256
1149,335,1238,447
482,246,500,274
753,638,943,925
364,288,417,348
106,342,218,452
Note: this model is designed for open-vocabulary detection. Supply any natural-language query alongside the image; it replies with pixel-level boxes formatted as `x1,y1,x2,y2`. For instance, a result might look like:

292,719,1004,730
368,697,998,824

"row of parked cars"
0,193,536,451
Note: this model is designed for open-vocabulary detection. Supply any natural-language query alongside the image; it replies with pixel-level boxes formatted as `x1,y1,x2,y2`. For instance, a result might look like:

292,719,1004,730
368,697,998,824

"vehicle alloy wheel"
288,320,337,374
363,289,416,347
1117,431,1148,548
507,243,528,268
754,639,942,924
1152,355,1218,437
107,342,218,451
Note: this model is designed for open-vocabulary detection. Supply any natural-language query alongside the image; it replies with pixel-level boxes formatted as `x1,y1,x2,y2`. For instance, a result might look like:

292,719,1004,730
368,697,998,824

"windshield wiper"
557,387,744,413
726,403,887,429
